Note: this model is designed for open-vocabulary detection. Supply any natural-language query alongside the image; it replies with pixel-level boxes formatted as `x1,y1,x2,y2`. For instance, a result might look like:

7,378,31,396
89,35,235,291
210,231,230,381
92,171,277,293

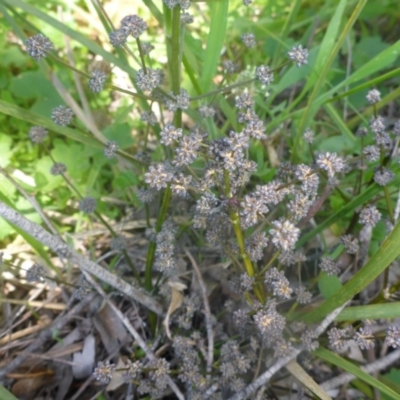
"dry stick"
184,248,214,377
320,348,400,391
0,201,163,316
0,292,96,381
0,166,58,237
82,272,185,400
227,303,348,400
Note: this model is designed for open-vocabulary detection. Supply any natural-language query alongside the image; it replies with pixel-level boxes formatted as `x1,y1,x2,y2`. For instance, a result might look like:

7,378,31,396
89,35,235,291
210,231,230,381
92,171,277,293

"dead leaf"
106,357,126,392
93,302,128,355
285,360,332,400
12,376,49,398
163,281,186,339
72,334,95,380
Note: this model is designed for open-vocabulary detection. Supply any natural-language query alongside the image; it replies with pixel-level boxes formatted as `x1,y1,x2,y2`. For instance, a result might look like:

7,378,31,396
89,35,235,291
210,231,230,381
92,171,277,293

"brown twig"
184,248,214,376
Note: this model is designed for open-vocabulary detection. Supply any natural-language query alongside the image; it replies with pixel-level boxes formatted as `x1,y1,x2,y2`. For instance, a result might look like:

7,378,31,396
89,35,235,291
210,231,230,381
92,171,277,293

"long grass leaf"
316,40,400,107
199,0,229,93
301,217,400,324
336,302,400,322
1,0,136,77
296,178,393,247
0,386,18,400
293,0,367,158
0,100,103,149
314,348,400,400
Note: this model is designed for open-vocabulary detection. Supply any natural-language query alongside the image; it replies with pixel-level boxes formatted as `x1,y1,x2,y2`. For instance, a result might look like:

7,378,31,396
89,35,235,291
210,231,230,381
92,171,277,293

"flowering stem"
223,171,265,303
144,6,182,331
258,251,280,277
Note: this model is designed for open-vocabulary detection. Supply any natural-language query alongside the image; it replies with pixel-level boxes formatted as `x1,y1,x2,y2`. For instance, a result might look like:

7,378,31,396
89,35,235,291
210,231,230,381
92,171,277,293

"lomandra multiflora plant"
2,0,400,399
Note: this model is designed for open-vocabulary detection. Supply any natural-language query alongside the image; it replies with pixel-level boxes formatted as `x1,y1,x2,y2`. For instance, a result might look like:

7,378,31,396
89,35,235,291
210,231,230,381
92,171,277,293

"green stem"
223,171,265,303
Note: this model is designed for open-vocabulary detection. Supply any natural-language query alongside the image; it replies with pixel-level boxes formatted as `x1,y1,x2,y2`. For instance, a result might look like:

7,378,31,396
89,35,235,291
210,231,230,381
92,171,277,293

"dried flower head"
50,162,67,176
328,327,349,353
288,45,308,67
25,33,54,61
316,152,346,178
253,300,286,344
270,219,300,251
136,68,164,92
303,128,315,144
359,205,381,227
123,360,143,382
79,196,97,214
145,163,174,190
265,267,292,299
374,167,394,186
165,89,190,111
385,325,400,349
319,256,339,276
51,105,74,126
121,15,147,38
104,141,119,159
222,59,239,73
109,28,128,47
354,325,375,350
29,126,48,144
370,115,385,134
26,264,46,283
363,145,380,162
160,123,183,146
140,110,158,125
241,33,256,48
366,89,381,104
255,65,274,85
181,12,194,25
89,70,107,93
93,360,115,384
340,234,359,254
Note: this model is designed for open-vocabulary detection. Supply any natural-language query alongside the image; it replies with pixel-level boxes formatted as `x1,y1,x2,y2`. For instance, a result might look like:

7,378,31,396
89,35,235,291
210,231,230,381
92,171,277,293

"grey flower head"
29,126,48,144
25,34,54,61
288,45,308,67
51,105,74,126
121,15,147,38
89,70,107,93
255,65,274,85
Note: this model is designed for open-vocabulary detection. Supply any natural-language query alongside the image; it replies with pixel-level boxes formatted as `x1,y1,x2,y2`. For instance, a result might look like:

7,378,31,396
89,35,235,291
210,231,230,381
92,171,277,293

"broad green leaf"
315,348,400,400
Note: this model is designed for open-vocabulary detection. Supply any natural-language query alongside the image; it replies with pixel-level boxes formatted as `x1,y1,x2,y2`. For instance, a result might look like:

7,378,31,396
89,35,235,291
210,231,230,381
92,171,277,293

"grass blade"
293,0,367,158
1,0,137,77
0,386,18,400
199,0,229,93
300,217,400,324
314,348,400,400
0,100,103,149
336,302,400,322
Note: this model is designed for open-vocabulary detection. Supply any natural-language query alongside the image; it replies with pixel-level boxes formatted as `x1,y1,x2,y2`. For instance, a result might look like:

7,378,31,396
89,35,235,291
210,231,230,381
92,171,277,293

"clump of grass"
1,1,400,399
